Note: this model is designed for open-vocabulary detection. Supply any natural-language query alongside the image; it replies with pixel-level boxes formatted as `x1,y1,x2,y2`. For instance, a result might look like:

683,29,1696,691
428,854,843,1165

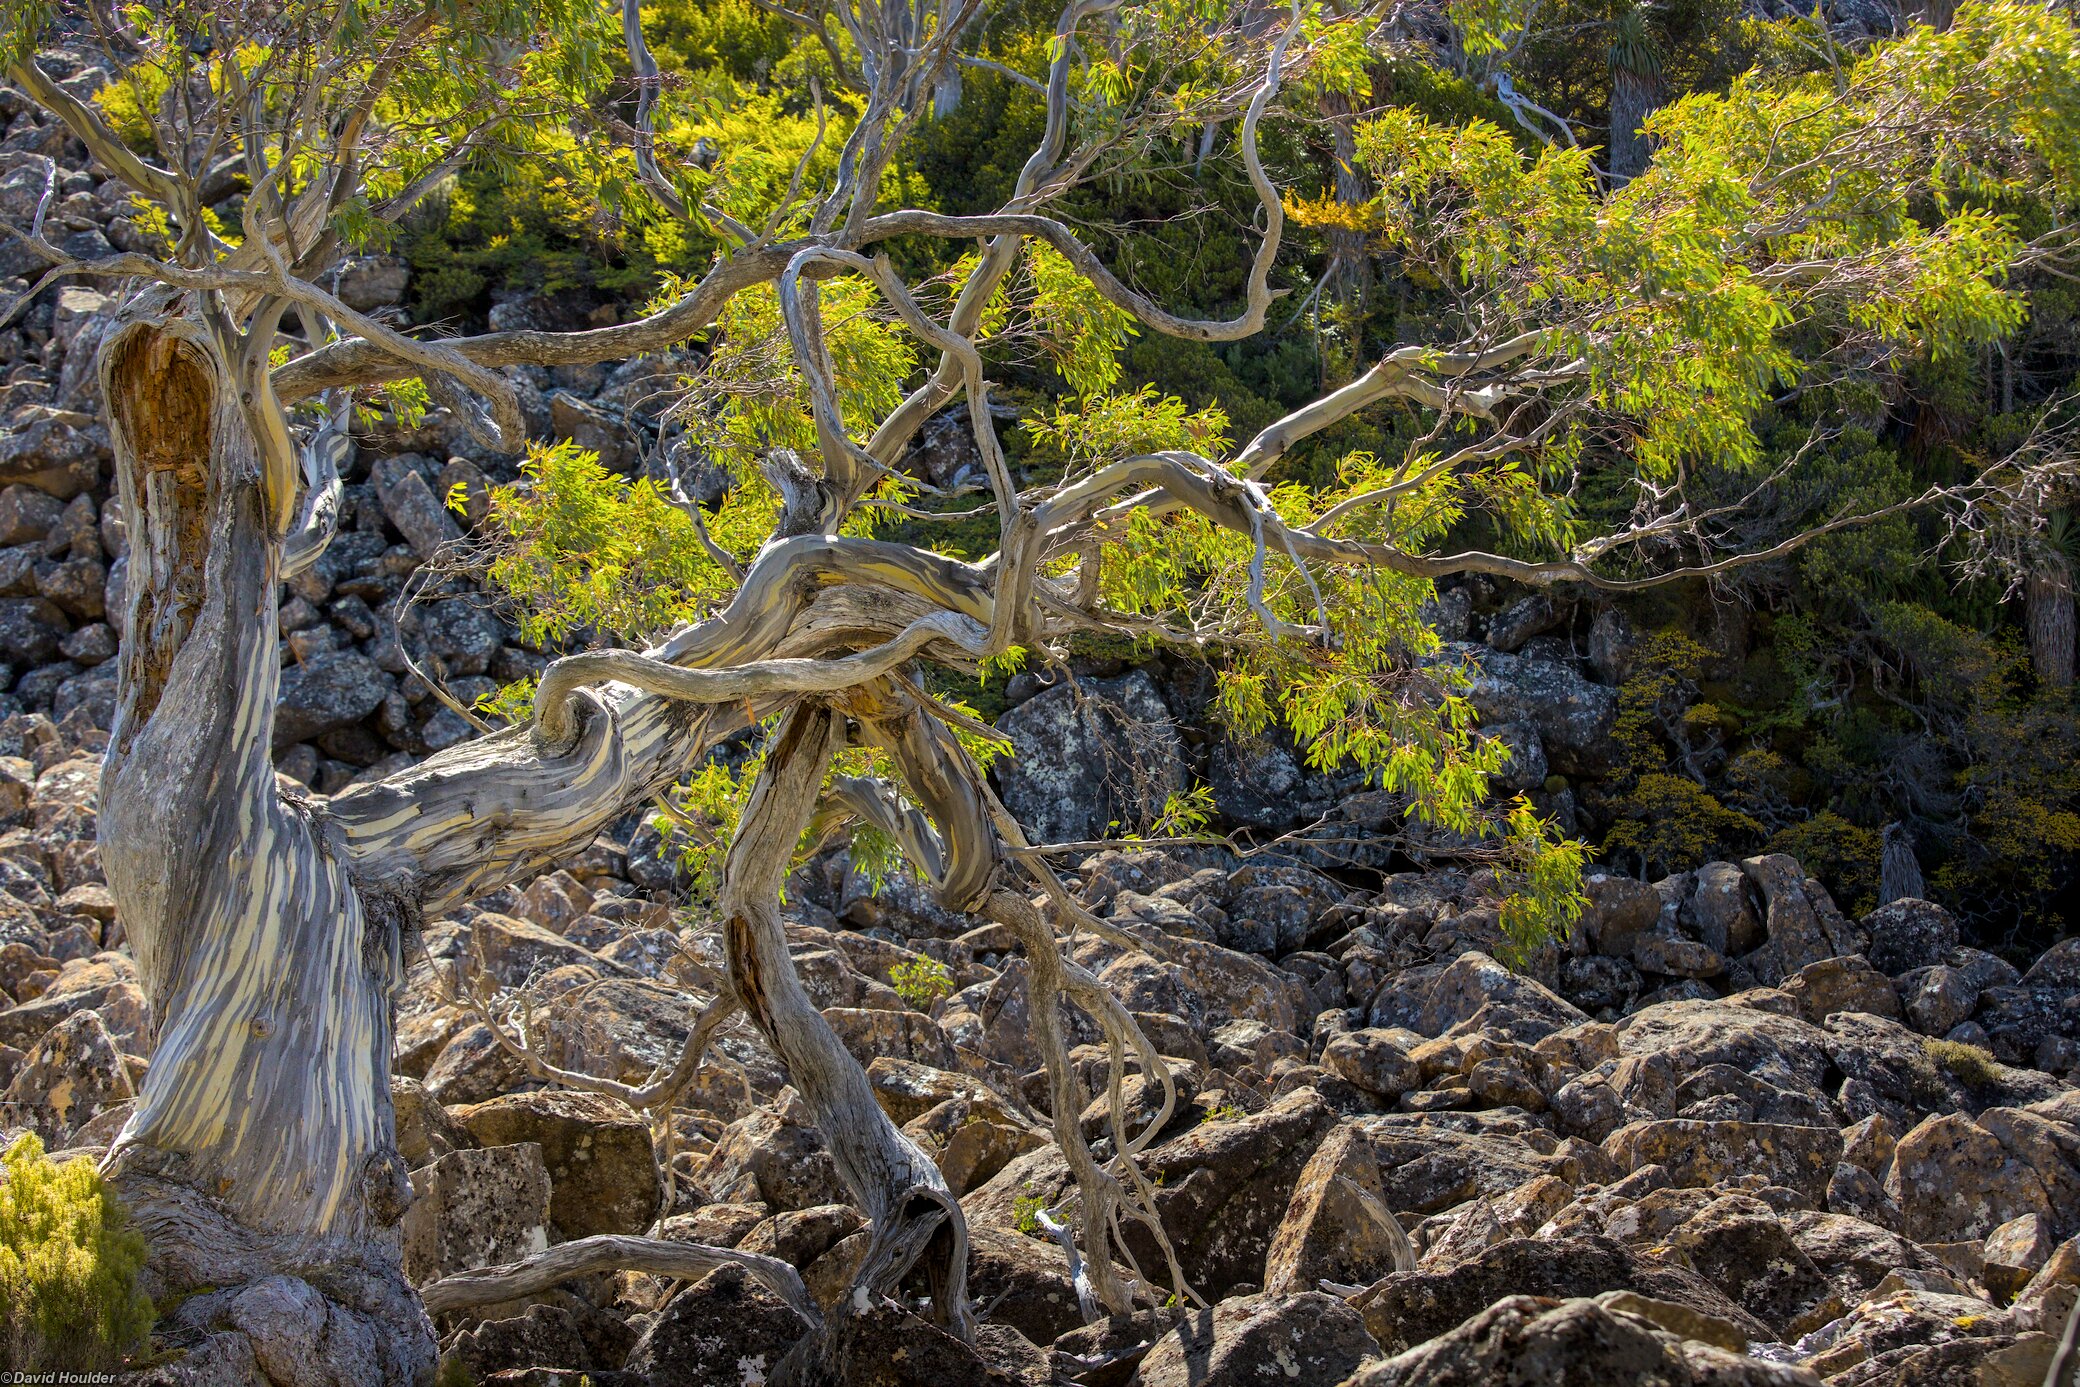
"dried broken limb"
421,1233,821,1324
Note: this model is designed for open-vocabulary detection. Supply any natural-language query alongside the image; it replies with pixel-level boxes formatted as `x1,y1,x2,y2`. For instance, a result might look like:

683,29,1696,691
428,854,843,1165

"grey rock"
0,484,64,547
331,255,409,311
1862,898,1960,975
1136,1292,1380,1387
273,649,393,747
1487,594,1570,652
374,458,461,561
992,670,1185,845
1451,642,1617,776
400,1142,553,1282
0,407,107,499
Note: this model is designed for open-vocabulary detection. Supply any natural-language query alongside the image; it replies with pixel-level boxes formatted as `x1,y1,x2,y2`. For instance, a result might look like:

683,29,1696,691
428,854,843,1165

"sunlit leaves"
483,440,745,646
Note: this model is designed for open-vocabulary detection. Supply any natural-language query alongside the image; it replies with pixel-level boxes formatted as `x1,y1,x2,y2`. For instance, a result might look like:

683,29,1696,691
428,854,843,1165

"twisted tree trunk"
97,312,437,1378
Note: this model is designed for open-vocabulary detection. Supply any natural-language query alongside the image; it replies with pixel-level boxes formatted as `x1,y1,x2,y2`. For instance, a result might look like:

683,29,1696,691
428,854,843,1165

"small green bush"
0,1133,154,1370
1923,1037,2002,1092
889,957,955,1012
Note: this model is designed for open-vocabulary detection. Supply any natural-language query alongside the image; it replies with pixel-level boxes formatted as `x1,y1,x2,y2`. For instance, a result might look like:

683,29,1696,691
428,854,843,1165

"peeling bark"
97,310,436,1379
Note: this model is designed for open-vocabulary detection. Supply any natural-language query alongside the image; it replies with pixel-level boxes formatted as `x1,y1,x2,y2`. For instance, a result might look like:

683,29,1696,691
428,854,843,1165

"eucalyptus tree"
1,0,2078,1381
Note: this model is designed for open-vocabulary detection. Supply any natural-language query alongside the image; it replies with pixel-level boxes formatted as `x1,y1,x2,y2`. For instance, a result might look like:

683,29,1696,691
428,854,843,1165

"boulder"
450,1305,598,1379
620,1264,808,1387
1349,1236,1770,1356
820,1303,1040,1386
1886,1112,2055,1243
1346,1296,1819,1387
964,1225,1114,1349
456,1090,662,1239
401,1142,553,1283
700,1105,850,1212
0,407,108,499
0,951,152,1053
1605,1120,1842,1204
1861,899,1960,975
1454,644,1618,776
1126,1087,1337,1298
1321,1029,1421,1100
1368,1113,1577,1213
1668,1195,1841,1338
1368,951,1587,1044
1,1007,131,1143
992,671,1185,844
1982,1213,2056,1303
1900,964,1978,1037
1686,861,1764,956
1614,995,1834,1103
273,649,392,748
1733,855,1864,986
1264,1123,1414,1296
1134,1293,1380,1387
1580,871,1663,957
1780,954,1900,1023
392,1076,472,1169
1783,1209,1944,1305
470,913,606,987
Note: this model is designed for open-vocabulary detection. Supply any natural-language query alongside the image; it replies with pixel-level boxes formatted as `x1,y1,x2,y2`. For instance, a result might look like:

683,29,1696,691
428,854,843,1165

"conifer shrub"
0,1133,153,1370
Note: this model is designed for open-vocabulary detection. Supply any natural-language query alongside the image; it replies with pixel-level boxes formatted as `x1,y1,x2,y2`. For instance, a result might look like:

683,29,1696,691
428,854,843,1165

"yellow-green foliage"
0,1134,153,1371
1767,812,1882,917
1923,1037,2002,1091
889,957,955,1012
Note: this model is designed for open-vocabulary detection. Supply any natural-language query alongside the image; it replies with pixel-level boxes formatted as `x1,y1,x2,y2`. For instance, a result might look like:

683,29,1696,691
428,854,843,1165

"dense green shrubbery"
0,1134,153,1371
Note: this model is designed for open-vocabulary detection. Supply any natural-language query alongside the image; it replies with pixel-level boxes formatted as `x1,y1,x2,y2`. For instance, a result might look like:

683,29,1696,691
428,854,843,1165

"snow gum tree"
0,0,2075,1379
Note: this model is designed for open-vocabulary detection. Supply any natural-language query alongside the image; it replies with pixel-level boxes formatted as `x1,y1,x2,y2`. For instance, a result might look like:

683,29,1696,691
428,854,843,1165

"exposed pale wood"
422,1233,820,1324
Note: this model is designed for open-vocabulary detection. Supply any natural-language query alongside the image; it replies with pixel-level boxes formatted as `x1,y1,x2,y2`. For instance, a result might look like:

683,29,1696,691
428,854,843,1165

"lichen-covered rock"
1348,1294,1810,1386
1135,1293,1379,1387
1453,643,1618,776
1886,1112,2055,1243
1366,1112,1570,1215
1350,1235,1769,1355
1,1006,130,1143
992,671,1185,844
1900,964,1979,1037
392,1075,471,1169
700,1103,850,1212
620,1264,808,1387
272,648,393,747
0,949,151,1053
1733,856,1866,987
1783,1208,1943,1306
1781,954,1900,1024
1120,1087,1337,1299
1686,861,1764,957
401,1142,553,1283
1369,951,1587,1044
1605,1119,1843,1204
1861,898,1961,975
457,1090,661,1239
1265,1123,1412,1296
1322,1029,1421,1100
1668,1195,1842,1338
1794,1288,2023,1383
1579,871,1663,958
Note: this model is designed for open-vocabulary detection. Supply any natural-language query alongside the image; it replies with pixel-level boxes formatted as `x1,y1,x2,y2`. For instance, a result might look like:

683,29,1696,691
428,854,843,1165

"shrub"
889,957,955,1012
0,1133,153,1371
1923,1037,2002,1092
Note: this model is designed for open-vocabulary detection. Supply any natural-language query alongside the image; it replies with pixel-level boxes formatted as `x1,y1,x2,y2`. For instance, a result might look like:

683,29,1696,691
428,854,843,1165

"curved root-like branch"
719,703,976,1339
421,1233,821,1325
532,609,991,750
